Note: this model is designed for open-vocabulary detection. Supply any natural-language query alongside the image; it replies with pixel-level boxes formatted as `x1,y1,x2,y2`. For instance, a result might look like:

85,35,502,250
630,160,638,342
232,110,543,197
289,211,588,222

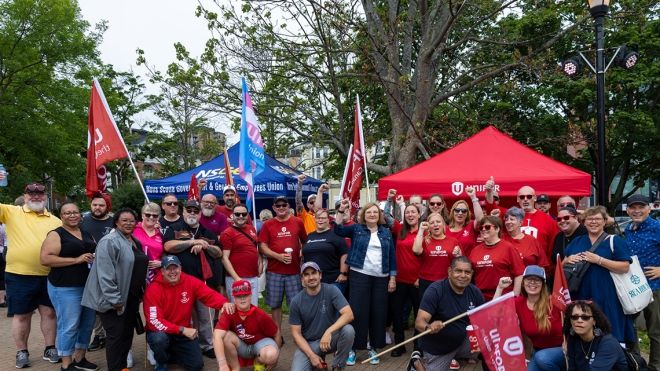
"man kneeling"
143,255,234,371
214,280,280,371
290,262,355,371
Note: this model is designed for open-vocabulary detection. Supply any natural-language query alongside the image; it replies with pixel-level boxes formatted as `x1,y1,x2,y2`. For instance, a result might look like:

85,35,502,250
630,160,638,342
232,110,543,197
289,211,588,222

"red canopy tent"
377,126,591,201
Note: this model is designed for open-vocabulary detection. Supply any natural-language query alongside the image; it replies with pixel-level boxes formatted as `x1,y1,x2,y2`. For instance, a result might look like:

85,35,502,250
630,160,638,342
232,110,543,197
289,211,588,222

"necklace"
580,339,594,360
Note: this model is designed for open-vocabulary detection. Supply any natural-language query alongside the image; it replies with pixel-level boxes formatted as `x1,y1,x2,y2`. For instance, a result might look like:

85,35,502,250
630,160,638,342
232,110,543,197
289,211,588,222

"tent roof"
377,126,591,199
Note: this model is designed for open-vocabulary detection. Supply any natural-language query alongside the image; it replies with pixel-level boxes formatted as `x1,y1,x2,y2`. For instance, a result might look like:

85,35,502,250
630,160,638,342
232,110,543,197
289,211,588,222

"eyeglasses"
201,201,217,205
524,278,543,285
559,202,575,208
163,201,178,206
143,213,159,219
570,315,593,321
479,224,494,231
233,212,248,217
429,202,444,206
518,195,534,200
557,215,574,222
25,183,46,193
453,208,468,214
585,217,604,223
274,203,288,209
185,208,200,214
61,211,80,216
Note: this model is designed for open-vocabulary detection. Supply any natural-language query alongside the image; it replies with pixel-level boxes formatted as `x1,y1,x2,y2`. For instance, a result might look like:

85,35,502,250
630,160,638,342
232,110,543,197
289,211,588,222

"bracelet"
598,257,603,266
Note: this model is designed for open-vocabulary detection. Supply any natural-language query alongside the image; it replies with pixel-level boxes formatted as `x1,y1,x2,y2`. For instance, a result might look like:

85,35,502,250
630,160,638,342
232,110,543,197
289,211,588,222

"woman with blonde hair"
133,202,164,284
495,265,565,370
445,187,484,256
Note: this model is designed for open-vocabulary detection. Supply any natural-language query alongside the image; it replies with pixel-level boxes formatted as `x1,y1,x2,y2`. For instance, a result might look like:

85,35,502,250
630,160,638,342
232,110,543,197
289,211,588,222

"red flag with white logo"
467,292,526,370
552,254,571,311
85,79,130,198
339,97,367,212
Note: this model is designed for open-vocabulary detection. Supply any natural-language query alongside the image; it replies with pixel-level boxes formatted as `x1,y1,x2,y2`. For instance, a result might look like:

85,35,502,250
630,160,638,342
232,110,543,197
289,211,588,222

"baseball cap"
307,194,316,202
536,194,550,203
231,280,252,297
273,195,288,204
523,265,546,281
24,182,46,193
627,194,650,207
223,185,236,194
300,261,321,274
162,255,181,268
184,199,201,209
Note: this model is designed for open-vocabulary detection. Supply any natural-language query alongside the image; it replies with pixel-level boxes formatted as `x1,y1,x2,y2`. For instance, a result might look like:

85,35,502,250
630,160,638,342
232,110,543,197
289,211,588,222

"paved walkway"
0,306,482,370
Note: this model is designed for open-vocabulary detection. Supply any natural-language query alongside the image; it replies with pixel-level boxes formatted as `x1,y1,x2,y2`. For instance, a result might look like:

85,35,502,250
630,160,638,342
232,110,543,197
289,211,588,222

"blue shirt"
625,216,660,291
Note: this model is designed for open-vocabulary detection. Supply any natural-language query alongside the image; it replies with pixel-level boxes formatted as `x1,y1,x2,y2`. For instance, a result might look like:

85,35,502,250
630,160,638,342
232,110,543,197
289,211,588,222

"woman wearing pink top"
133,202,164,283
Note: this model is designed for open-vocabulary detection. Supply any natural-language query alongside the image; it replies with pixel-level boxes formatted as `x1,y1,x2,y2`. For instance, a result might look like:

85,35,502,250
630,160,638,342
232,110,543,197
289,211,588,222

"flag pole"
356,95,371,202
126,155,150,204
338,144,353,198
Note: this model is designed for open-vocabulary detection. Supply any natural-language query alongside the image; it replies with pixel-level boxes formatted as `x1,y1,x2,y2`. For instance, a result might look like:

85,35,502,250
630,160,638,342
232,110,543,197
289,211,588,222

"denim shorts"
5,272,52,315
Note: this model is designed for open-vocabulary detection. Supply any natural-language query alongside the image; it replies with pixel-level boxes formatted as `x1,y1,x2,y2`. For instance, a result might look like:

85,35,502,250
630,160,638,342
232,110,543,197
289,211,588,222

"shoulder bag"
563,232,607,296
607,236,654,315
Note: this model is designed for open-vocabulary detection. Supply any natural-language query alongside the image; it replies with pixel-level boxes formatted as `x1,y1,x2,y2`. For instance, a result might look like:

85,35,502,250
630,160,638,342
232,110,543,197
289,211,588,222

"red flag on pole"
223,148,234,186
552,254,572,311
339,97,367,211
85,79,130,198
187,175,200,202
467,292,527,370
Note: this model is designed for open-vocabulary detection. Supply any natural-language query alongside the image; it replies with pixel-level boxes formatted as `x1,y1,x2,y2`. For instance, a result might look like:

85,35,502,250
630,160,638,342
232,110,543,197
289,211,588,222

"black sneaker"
202,348,216,359
43,346,61,363
88,335,105,352
72,357,99,371
16,350,30,368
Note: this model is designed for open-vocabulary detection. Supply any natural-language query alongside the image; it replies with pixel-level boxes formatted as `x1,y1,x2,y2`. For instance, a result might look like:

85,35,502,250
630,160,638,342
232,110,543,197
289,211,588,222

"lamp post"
588,0,610,206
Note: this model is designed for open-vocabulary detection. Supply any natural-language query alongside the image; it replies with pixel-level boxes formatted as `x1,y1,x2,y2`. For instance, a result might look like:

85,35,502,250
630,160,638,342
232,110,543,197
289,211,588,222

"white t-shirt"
351,231,388,277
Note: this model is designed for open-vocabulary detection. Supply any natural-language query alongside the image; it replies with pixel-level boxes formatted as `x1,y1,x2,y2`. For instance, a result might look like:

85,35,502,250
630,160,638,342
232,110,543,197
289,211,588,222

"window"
313,146,329,160
312,166,323,179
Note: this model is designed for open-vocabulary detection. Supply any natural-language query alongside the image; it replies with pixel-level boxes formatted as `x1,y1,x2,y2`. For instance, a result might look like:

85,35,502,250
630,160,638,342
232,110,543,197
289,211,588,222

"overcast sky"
78,0,238,142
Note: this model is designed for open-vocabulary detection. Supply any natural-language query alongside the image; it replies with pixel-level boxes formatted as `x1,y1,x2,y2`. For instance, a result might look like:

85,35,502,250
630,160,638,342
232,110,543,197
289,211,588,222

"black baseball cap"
627,194,650,207
536,194,550,203
273,195,288,204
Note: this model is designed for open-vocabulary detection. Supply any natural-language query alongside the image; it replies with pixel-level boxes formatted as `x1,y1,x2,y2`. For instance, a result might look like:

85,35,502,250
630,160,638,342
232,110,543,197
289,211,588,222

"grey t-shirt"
289,283,349,341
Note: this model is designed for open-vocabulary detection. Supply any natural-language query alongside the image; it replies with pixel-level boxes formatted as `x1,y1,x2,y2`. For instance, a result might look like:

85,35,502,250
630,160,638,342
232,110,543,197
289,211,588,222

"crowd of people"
0,171,657,371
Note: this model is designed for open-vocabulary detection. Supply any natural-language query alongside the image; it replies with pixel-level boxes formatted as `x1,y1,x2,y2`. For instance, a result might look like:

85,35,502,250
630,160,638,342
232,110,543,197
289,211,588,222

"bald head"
517,186,536,213
557,196,576,209
201,194,218,217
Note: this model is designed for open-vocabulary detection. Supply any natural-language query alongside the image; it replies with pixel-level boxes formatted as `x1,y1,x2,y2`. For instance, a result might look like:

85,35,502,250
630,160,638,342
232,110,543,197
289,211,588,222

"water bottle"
0,164,7,187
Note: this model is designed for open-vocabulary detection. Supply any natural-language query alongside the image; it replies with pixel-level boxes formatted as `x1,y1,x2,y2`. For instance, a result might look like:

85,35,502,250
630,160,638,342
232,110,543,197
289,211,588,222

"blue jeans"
47,281,95,356
527,347,566,371
146,331,203,371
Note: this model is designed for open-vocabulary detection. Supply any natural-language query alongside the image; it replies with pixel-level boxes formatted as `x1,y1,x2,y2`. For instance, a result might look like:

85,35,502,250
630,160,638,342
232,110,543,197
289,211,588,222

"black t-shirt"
302,230,348,283
80,215,114,243
551,224,588,261
128,237,149,298
419,279,485,355
159,216,182,237
48,227,96,287
163,222,220,285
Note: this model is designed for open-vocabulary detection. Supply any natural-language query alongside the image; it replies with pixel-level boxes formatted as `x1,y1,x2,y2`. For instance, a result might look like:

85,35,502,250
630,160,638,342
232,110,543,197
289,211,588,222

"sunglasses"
454,208,468,214
559,202,575,208
429,202,444,206
570,315,593,321
233,212,248,217
232,283,251,295
557,215,574,222
518,195,534,200
185,208,200,214
274,203,288,208
143,213,159,219
479,224,494,231
25,183,46,192
164,201,178,206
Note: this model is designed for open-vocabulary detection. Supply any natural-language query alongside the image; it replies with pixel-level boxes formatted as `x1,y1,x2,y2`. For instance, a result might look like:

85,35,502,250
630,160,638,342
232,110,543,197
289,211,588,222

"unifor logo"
631,275,641,285
451,182,464,196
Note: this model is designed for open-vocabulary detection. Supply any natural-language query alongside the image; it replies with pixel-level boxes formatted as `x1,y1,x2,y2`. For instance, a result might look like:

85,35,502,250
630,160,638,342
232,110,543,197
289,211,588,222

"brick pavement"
0,306,481,370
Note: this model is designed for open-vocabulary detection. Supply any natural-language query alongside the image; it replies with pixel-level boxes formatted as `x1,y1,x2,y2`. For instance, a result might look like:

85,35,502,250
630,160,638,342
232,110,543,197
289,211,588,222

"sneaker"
450,359,460,370
407,351,422,371
72,357,99,371
16,350,30,369
126,350,134,368
368,348,380,365
253,362,266,371
147,348,156,366
202,348,216,359
346,350,356,366
88,335,105,352
43,347,61,363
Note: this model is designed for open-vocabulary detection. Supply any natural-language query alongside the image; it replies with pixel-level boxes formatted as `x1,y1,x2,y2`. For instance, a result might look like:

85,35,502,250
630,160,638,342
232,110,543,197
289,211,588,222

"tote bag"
608,236,654,315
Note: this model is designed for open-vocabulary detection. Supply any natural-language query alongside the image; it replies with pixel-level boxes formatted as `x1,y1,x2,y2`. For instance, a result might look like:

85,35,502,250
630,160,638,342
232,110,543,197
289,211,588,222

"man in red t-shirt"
517,186,559,261
258,195,308,331
220,204,262,305
214,280,280,371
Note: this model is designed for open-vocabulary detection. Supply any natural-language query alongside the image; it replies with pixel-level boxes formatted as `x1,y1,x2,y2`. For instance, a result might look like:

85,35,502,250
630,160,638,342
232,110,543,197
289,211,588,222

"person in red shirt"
258,195,308,332
412,212,462,299
445,186,484,257
502,207,550,271
220,204,262,306
143,255,234,371
517,186,559,261
214,280,280,371
494,265,565,371
468,216,524,301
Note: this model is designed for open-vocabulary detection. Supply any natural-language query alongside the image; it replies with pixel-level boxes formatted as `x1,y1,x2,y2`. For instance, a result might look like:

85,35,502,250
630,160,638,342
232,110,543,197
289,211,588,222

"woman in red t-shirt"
468,216,525,301
412,212,461,299
502,207,550,270
494,265,565,371
389,204,422,357
445,187,484,256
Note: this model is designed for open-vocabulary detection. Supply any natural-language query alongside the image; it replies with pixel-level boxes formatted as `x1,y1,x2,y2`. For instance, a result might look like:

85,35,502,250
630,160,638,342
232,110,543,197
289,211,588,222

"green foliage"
111,182,146,213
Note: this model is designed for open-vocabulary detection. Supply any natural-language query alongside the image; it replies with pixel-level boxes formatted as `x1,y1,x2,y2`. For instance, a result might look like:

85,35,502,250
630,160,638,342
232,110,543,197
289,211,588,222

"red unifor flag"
188,174,200,202
339,96,367,212
85,79,130,198
552,254,572,311
467,292,526,370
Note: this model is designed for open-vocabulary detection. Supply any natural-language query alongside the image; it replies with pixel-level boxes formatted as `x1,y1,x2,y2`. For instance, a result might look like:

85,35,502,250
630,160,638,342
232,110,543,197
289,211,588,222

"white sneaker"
126,350,134,368
147,347,156,366
385,331,393,345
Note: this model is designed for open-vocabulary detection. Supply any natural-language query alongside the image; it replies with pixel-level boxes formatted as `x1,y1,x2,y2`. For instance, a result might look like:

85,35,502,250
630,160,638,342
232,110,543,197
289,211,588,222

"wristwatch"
179,326,184,334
